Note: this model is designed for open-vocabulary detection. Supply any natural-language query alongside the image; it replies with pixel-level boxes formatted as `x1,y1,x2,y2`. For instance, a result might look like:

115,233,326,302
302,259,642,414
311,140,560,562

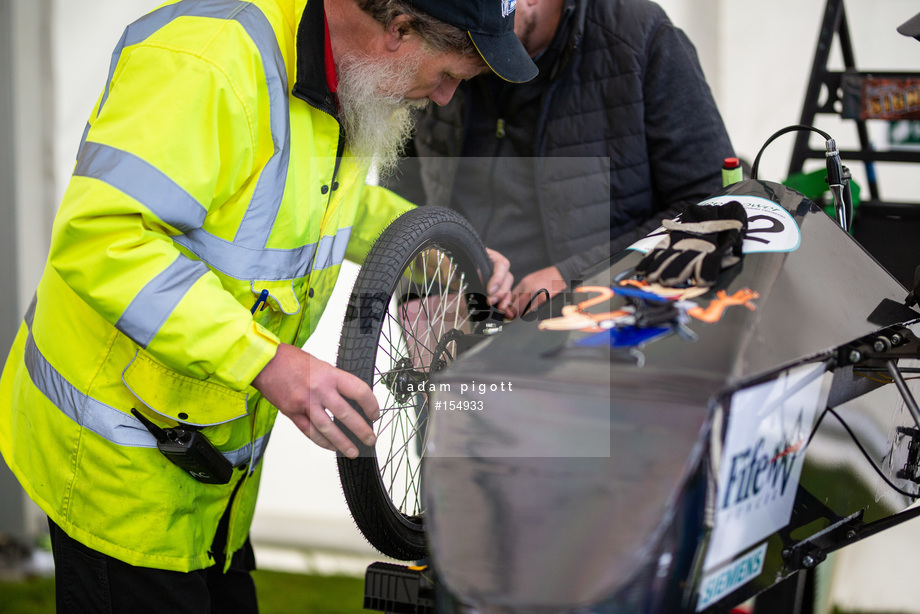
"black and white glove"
636,201,747,287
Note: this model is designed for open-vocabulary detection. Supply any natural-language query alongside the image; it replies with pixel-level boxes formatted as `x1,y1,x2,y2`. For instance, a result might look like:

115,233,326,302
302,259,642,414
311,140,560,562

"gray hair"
356,0,477,56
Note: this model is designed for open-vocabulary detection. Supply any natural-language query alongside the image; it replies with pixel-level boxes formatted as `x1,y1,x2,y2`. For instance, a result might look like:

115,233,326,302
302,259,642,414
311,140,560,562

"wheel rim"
335,207,493,560
372,243,480,524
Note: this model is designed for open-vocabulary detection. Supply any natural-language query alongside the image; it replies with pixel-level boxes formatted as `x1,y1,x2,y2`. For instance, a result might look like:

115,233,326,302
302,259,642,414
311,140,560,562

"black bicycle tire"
335,205,492,561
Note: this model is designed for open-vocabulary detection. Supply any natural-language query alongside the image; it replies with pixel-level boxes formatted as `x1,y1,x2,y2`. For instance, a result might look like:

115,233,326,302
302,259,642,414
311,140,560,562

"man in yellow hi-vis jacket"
0,0,534,610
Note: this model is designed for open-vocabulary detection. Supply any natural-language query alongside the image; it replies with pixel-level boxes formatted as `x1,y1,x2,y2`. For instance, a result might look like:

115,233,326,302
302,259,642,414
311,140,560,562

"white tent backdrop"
39,0,920,252
6,0,920,606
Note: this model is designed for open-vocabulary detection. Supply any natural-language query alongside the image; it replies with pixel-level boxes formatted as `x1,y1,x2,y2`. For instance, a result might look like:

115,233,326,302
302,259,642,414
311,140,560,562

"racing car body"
423,179,920,613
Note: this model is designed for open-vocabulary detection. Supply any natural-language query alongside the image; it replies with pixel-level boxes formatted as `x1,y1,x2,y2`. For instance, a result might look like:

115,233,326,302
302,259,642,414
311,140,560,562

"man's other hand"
252,344,378,458
485,248,514,313
505,265,566,320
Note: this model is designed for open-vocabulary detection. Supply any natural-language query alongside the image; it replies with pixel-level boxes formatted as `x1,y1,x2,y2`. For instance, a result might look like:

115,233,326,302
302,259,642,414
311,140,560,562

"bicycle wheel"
336,206,493,561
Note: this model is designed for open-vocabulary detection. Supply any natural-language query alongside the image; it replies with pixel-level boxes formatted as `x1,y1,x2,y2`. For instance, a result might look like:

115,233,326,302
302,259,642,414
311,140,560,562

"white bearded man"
0,0,535,611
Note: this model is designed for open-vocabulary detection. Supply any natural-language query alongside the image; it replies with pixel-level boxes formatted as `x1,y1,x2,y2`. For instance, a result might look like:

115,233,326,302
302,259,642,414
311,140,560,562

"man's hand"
485,248,514,313
251,344,379,459
505,265,566,320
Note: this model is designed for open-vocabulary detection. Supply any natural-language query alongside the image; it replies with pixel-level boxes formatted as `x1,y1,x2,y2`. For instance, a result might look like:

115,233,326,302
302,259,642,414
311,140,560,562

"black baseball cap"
897,12,920,40
406,0,538,83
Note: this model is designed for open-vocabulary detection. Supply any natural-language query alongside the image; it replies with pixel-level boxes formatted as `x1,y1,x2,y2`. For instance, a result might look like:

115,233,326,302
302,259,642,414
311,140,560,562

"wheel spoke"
335,208,490,560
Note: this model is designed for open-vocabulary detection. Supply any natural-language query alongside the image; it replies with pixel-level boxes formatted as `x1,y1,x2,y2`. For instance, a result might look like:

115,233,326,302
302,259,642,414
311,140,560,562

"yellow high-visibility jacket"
0,0,411,572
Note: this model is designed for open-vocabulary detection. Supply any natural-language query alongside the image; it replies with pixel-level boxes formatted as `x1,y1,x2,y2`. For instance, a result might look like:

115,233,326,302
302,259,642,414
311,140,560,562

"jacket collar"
292,0,338,117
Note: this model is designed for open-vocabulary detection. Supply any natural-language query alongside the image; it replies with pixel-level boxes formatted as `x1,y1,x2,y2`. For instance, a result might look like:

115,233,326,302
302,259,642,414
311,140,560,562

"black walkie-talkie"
131,408,234,484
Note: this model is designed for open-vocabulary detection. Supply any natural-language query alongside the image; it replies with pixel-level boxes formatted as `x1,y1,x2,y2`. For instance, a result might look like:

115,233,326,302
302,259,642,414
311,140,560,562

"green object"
784,169,861,230
722,158,743,187
889,120,920,147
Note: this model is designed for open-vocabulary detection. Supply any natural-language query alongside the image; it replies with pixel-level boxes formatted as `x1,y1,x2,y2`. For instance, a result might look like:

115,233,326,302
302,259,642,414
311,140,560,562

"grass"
0,576,50,614
254,570,367,614
0,569,367,614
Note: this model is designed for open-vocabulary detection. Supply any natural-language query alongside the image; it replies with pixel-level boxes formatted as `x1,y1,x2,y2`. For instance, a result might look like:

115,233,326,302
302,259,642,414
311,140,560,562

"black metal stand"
788,0,920,194
788,0,920,288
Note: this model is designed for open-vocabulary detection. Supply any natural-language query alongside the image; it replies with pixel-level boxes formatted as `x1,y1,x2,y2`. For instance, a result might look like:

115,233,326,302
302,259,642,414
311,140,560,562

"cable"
751,124,832,181
806,405,830,449
521,288,550,317
825,406,919,500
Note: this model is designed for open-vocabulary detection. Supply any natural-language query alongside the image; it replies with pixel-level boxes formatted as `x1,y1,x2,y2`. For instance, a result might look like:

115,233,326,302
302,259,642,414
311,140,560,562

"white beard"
335,51,430,179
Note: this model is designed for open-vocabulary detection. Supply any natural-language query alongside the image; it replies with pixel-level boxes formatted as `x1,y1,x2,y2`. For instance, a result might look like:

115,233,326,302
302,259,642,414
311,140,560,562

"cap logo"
501,0,516,18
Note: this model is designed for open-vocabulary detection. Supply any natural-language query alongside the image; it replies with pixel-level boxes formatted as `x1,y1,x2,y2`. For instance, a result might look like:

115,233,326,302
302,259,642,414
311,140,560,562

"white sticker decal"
697,543,767,611
702,363,829,572
501,0,516,17
627,195,801,255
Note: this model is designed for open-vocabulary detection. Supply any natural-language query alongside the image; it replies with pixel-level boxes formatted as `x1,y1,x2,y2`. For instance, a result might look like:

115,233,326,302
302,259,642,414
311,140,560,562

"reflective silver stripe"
96,0,251,121
78,122,91,156
175,232,317,281
24,293,36,325
250,430,270,469
175,226,353,281
313,226,352,272
116,255,210,348
81,0,292,262
74,142,207,233
24,301,157,448
231,5,291,249
223,430,272,473
22,299,268,467
85,0,252,153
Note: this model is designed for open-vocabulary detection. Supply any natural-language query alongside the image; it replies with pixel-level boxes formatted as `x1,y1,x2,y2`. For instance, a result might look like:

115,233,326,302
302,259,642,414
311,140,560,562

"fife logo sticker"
501,0,516,17
703,363,829,572
628,195,801,255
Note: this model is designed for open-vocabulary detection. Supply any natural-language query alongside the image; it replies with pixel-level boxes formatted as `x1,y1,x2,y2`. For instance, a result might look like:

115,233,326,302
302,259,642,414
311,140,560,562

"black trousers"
47,517,258,614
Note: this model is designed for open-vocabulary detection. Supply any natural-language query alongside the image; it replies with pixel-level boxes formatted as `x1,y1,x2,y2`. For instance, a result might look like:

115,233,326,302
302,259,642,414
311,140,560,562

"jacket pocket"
249,279,302,315
122,350,249,426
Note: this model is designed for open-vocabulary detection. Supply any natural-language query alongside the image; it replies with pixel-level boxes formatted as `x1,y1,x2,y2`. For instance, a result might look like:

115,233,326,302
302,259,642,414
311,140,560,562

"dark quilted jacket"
389,0,734,283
